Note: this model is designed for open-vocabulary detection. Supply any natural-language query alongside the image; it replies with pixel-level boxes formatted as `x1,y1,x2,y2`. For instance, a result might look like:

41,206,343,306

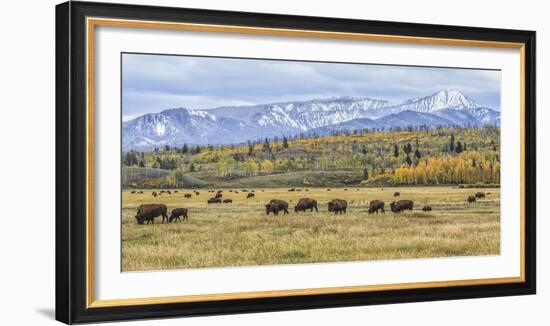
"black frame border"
56,1,536,324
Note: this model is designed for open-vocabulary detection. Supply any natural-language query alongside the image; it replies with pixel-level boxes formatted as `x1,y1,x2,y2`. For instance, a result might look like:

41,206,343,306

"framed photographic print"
55,1,536,324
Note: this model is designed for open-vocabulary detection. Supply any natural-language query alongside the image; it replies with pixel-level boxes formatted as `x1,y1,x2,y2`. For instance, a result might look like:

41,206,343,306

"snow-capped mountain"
123,89,499,150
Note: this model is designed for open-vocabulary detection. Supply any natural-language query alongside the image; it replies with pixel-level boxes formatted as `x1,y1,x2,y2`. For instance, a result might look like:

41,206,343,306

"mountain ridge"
123,89,500,150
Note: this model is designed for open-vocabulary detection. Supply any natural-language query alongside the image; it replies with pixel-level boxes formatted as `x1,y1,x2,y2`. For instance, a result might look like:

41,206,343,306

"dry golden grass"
121,187,500,271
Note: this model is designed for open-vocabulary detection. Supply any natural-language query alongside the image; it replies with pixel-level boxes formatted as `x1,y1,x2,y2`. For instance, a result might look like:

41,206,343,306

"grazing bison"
467,196,476,204
393,192,400,197
166,190,171,195
223,199,233,203
294,198,318,213
135,204,168,224
247,193,255,199
475,192,486,199
207,197,222,204
152,191,158,197
169,208,188,222
242,189,248,192
326,189,331,191
160,190,165,194
368,200,385,214
214,192,223,199
194,191,200,195
344,189,348,191
184,193,192,198
422,205,432,212
288,188,295,192
138,191,143,194
130,190,136,194
173,190,178,193
328,199,347,215
265,199,289,215
390,200,414,213
229,190,233,192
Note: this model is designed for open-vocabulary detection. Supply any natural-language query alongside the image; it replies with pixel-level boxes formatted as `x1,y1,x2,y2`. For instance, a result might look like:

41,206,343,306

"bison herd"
130,189,491,225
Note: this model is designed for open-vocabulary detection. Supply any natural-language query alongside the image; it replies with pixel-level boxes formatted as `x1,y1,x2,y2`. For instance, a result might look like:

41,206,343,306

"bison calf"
467,196,476,204
422,205,432,212
169,208,188,222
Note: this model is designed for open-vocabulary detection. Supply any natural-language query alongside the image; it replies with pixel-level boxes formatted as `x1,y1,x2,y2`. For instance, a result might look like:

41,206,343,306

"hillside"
122,126,500,188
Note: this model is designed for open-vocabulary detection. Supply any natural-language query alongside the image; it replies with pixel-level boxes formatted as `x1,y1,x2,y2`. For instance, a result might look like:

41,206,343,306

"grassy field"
122,187,500,272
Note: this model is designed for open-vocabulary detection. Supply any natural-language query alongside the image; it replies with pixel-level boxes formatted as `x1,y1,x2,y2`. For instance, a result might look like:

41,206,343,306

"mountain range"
122,89,500,150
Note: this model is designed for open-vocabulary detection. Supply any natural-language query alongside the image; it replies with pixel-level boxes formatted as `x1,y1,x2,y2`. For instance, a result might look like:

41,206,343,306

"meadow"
122,186,500,272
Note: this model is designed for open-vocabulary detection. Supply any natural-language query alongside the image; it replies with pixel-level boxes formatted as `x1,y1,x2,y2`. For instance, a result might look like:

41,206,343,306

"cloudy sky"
122,53,501,121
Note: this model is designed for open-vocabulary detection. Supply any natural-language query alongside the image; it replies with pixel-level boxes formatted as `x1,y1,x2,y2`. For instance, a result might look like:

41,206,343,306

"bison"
135,204,168,224
166,190,171,195
467,196,476,204
214,193,223,199
194,191,200,195
294,198,318,213
247,193,255,199
207,197,222,204
422,205,432,212
169,208,188,222
184,193,192,198
265,199,289,215
152,191,158,197
393,192,400,197
130,190,136,194
368,200,385,214
475,192,486,199
390,200,414,213
328,199,347,215
222,199,233,203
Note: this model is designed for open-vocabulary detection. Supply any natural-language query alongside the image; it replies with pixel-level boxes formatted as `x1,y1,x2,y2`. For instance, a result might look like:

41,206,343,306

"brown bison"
390,200,414,213
130,190,136,194
135,204,168,224
393,192,400,197
184,193,192,198
467,196,476,204
328,199,347,215
288,188,295,192
368,200,385,214
422,205,432,211
214,192,223,199
223,199,233,203
194,191,200,195
247,193,255,199
475,192,486,199
207,197,222,204
173,190,178,193
166,190,171,195
169,208,188,222
152,191,158,197
295,198,318,213
265,199,289,215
